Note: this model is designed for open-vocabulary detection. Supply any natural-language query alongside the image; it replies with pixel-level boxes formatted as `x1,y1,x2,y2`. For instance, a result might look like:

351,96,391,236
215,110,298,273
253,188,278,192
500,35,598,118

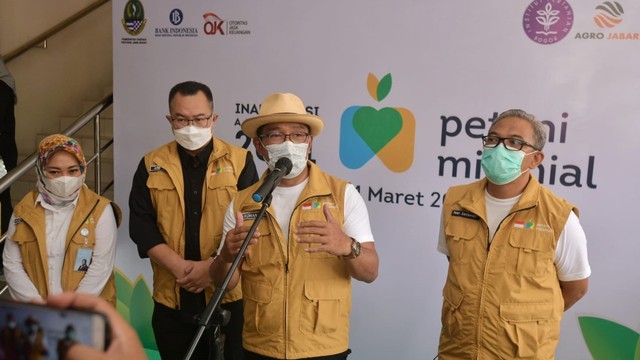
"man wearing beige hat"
211,92,379,360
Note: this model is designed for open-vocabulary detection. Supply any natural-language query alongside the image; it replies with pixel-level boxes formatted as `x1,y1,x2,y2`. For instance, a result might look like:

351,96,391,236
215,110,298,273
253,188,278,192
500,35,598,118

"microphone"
252,157,293,202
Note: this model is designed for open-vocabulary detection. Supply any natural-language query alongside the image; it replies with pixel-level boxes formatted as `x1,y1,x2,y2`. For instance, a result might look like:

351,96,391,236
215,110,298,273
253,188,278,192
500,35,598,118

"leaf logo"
536,3,561,35
523,0,573,45
594,1,624,29
115,269,161,359
339,73,415,173
579,316,640,359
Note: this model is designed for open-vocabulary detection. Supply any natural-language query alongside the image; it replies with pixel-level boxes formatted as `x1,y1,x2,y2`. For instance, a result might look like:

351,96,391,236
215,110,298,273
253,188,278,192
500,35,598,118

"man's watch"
347,237,362,259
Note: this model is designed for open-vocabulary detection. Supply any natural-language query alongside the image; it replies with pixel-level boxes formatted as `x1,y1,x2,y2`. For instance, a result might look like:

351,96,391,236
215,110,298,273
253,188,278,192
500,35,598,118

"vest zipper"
477,203,536,353
281,191,331,359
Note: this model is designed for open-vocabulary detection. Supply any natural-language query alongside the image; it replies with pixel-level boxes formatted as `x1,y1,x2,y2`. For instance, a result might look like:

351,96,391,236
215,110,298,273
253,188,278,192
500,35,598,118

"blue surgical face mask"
481,146,536,185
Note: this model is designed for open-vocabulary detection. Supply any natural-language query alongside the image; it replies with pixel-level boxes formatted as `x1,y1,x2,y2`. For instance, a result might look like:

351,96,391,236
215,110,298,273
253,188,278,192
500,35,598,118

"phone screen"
0,298,109,359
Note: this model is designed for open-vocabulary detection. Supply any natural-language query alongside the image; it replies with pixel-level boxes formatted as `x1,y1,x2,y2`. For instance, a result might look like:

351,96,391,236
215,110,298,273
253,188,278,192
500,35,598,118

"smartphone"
0,298,110,359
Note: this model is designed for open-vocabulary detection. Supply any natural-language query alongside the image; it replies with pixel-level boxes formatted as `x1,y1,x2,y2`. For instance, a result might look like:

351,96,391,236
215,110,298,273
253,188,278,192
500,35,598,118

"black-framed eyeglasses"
482,135,539,151
170,114,213,128
259,132,310,144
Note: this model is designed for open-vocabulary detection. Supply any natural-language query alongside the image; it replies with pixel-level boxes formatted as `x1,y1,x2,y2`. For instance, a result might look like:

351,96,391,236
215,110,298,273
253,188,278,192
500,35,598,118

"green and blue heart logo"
340,73,415,173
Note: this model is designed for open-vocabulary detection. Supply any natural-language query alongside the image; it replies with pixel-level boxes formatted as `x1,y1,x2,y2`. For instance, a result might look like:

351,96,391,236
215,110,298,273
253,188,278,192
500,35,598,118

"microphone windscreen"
275,157,293,175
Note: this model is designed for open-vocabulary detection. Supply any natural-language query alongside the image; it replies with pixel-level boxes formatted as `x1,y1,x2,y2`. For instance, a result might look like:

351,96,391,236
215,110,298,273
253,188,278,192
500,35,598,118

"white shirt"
3,194,118,301
220,183,374,252
437,190,591,282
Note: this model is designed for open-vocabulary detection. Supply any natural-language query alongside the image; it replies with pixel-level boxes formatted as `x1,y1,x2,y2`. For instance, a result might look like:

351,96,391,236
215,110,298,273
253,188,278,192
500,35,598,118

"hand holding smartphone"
0,297,110,359
45,293,147,360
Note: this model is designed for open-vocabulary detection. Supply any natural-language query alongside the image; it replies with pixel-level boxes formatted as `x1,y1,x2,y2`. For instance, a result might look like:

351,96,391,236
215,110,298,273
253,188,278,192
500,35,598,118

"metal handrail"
4,0,110,63
0,93,114,247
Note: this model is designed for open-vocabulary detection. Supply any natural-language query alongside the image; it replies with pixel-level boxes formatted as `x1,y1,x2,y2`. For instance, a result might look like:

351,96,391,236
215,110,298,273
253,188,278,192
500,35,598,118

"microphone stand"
183,193,274,360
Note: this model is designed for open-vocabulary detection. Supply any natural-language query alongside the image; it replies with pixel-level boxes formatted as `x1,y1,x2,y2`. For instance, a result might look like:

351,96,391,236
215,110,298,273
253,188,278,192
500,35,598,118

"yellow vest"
12,187,120,305
234,162,350,359
144,138,249,308
439,177,576,360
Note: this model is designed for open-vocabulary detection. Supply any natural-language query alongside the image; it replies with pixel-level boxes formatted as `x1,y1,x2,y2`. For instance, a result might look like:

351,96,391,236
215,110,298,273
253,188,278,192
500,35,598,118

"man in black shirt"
129,81,258,359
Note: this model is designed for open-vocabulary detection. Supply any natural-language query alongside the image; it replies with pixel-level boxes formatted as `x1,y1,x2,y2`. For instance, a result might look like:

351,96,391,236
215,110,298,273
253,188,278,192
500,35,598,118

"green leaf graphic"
115,269,133,308
116,299,131,323
131,277,157,350
377,73,392,101
579,316,640,360
115,269,160,358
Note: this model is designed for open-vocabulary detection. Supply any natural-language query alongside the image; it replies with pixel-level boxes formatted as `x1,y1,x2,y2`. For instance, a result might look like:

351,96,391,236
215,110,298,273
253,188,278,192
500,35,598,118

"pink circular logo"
523,0,574,44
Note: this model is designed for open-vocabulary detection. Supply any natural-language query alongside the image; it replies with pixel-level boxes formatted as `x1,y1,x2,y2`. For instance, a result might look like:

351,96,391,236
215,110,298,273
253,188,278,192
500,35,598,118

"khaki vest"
439,177,576,360
234,162,350,359
12,187,120,305
144,138,249,308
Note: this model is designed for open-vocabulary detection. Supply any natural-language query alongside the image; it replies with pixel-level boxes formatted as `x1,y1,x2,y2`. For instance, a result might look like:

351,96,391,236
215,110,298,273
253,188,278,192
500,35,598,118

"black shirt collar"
177,140,213,167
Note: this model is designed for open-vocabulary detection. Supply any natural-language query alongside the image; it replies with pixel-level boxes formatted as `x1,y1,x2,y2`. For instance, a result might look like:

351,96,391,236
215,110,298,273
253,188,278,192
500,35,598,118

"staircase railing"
4,0,110,63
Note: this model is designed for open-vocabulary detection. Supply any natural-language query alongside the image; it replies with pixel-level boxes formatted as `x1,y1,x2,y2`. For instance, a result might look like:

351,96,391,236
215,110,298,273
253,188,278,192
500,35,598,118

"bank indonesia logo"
339,73,415,173
594,2,624,29
523,1,573,44
122,0,147,36
170,9,183,26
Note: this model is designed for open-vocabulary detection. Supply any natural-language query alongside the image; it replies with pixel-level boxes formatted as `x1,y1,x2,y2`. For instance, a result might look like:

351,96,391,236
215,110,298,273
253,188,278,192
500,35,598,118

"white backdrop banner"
113,1,640,359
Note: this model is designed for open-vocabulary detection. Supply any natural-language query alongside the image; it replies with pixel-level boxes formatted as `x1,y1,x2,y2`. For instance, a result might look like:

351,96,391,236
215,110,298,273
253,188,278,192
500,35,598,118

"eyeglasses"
482,135,539,151
259,132,310,144
170,114,213,128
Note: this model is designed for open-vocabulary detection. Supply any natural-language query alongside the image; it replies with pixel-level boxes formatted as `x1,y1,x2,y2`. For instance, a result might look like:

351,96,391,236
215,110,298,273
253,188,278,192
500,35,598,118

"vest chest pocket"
241,218,276,267
445,217,482,265
11,229,39,260
147,171,175,190
506,232,554,276
147,172,179,226
298,206,340,259
206,172,237,210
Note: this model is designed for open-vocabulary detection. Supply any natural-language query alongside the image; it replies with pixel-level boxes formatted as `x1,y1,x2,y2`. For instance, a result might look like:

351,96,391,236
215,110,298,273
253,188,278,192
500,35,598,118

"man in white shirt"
211,92,379,360
437,109,590,360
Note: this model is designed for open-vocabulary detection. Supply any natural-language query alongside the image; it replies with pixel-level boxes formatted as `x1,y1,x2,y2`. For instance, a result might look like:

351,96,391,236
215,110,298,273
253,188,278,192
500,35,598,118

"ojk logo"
203,12,225,35
340,73,415,173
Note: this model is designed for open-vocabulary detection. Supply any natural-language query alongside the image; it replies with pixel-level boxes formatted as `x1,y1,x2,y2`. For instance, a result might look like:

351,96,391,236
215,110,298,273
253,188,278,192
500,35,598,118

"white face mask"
40,176,84,201
265,141,309,179
173,125,212,150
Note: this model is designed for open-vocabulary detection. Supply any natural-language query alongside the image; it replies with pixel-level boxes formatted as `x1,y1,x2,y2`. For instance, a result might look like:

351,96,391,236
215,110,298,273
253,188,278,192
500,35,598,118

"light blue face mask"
481,146,535,185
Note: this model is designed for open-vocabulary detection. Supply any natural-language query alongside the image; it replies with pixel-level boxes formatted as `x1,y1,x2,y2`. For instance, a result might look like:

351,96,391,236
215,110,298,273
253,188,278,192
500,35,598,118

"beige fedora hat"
241,93,324,138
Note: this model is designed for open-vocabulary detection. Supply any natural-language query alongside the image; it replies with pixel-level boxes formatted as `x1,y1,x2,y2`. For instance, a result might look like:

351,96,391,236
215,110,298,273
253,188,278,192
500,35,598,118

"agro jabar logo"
340,73,415,173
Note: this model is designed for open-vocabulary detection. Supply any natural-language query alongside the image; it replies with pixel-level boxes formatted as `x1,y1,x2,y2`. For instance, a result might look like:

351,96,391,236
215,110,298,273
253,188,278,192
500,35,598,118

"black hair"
168,81,214,109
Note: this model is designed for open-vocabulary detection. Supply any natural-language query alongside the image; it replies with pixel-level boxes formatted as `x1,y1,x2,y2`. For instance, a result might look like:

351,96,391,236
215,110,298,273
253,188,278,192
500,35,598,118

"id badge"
74,228,93,272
